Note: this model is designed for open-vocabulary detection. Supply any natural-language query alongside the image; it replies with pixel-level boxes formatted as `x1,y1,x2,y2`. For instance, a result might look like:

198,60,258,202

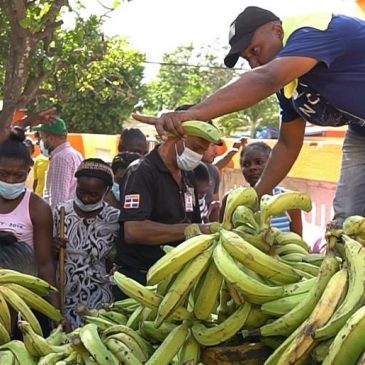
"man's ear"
272,24,284,40
165,136,180,152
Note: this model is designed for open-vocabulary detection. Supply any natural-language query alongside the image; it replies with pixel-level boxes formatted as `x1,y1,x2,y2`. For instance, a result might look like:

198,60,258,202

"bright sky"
70,0,361,79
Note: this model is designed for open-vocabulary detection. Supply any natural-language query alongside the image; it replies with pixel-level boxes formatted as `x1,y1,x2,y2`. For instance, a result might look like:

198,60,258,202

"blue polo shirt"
277,14,365,136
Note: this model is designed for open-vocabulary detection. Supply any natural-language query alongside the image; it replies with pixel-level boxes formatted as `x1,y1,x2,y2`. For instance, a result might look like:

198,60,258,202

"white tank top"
0,189,33,246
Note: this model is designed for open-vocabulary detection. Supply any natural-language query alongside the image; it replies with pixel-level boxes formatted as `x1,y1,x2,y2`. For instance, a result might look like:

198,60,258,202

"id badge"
184,191,193,212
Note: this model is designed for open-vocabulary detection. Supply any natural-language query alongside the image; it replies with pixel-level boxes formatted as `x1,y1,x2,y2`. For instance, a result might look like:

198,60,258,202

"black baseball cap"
224,6,280,68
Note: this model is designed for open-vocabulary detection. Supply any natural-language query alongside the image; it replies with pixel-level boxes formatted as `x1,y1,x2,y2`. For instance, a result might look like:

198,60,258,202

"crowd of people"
2,4,365,333
0,110,248,329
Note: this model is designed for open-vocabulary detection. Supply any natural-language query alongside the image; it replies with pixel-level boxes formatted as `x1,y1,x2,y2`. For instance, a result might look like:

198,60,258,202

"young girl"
240,142,303,235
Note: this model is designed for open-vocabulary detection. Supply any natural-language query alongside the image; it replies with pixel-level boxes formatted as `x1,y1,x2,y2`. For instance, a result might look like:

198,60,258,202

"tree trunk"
0,0,68,134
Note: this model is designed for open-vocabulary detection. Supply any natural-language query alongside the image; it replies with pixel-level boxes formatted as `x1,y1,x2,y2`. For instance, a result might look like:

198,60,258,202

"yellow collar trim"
282,13,332,99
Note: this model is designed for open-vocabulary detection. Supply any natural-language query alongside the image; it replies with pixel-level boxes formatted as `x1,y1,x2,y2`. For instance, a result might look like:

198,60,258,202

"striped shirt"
271,186,291,232
198,194,209,223
43,142,83,209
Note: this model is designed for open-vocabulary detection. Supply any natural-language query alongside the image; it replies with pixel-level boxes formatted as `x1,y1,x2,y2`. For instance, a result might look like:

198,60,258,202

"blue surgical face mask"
111,182,120,201
0,181,26,200
74,196,104,212
175,143,203,171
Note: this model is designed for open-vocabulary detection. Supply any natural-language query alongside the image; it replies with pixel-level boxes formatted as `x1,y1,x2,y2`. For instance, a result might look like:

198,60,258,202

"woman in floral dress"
53,158,120,329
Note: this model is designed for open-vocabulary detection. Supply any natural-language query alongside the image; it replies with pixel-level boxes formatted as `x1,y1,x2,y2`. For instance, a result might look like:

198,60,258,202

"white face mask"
39,139,49,157
74,196,104,212
175,143,203,171
111,182,120,201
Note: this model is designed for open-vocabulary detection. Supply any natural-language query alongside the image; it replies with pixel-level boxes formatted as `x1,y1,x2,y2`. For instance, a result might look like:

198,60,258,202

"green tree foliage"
143,44,238,113
32,16,146,133
216,94,279,137
0,0,69,129
56,38,145,134
0,0,144,134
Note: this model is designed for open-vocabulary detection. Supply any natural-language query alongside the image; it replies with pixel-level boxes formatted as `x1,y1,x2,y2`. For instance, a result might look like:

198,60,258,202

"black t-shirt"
116,147,201,271
205,163,220,205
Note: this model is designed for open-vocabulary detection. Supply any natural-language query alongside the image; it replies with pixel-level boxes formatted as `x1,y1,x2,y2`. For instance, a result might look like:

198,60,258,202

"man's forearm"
13,114,38,129
12,107,57,129
255,118,305,198
184,57,318,123
13,117,30,129
255,142,302,198
189,66,281,121
124,220,189,246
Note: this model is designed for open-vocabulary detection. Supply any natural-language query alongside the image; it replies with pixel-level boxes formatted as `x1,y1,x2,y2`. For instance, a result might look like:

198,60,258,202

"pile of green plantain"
1,187,365,364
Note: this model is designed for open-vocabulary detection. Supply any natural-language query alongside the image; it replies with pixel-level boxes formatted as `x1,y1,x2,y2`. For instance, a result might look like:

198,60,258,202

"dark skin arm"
133,57,316,198
214,148,239,170
13,107,57,129
104,191,121,210
288,209,303,236
124,220,210,246
132,56,318,137
219,194,228,223
30,194,59,308
254,117,306,197
33,159,38,192
214,138,247,171
33,179,38,192
0,107,57,144
208,201,221,222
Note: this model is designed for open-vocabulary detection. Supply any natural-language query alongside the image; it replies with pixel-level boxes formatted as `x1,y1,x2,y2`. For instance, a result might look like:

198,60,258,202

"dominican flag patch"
124,194,140,209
